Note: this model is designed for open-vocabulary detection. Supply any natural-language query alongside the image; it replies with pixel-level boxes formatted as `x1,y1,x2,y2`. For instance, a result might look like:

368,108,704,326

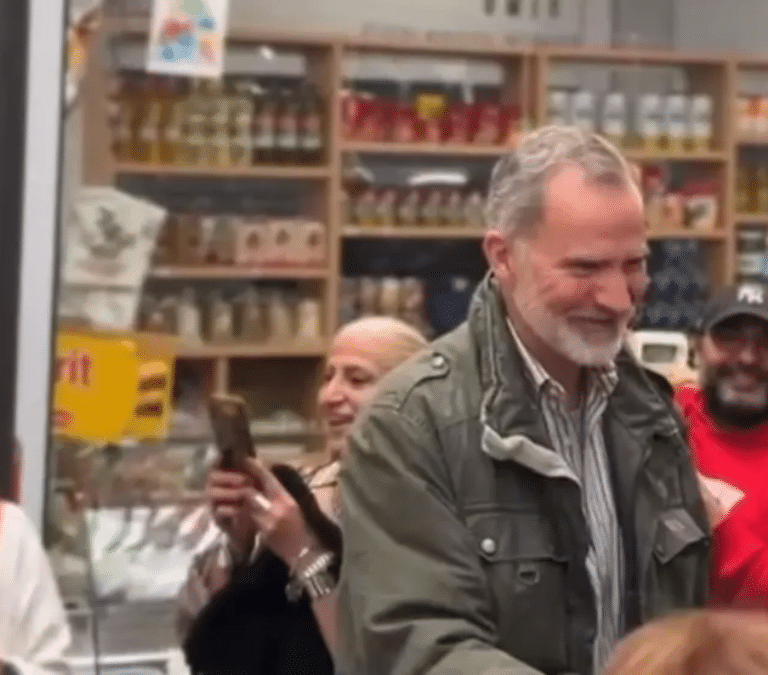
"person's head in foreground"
605,609,768,675
483,125,648,388
318,316,428,459
694,282,768,430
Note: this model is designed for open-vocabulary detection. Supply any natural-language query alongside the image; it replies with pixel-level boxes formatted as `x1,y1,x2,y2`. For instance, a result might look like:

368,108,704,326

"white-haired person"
176,316,428,675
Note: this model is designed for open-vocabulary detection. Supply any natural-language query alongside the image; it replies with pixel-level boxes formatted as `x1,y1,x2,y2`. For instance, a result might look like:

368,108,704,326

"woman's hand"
205,465,257,564
242,458,317,568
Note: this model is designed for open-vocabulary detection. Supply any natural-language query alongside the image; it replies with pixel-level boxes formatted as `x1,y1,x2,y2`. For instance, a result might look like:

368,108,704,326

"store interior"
27,0,768,672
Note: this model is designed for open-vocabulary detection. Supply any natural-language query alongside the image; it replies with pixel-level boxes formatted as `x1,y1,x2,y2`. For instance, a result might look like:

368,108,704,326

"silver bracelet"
285,550,336,602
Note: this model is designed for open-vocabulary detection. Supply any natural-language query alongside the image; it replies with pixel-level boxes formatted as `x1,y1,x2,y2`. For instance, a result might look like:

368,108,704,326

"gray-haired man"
337,126,710,675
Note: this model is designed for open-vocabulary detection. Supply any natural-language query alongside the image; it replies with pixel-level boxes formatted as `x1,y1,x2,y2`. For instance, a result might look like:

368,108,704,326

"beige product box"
601,92,627,146
737,96,752,135
664,94,689,152
270,219,299,266
758,97,768,136
637,94,664,150
570,90,596,133
296,220,326,267
689,94,713,150
737,96,754,135
235,218,271,267
548,90,570,125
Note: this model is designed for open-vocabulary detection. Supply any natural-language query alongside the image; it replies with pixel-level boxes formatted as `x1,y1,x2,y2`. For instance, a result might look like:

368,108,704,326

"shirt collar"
506,318,619,400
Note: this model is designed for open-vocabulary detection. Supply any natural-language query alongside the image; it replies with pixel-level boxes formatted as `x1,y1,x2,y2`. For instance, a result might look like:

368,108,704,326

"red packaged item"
341,92,362,140
392,102,417,143
445,103,472,144
344,93,388,142
473,101,502,146
499,104,522,148
367,98,392,142
421,116,443,144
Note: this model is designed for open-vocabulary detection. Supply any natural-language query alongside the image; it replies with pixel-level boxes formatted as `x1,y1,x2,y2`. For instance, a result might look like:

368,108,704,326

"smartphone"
208,394,256,471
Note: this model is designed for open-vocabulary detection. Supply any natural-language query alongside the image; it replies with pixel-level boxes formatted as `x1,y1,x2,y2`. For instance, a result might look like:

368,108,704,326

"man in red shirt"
677,282,768,607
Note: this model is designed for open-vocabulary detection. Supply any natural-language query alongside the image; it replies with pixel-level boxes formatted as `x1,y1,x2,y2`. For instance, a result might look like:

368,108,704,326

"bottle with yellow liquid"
208,80,231,168
756,166,768,214
186,80,207,167
736,166,754,214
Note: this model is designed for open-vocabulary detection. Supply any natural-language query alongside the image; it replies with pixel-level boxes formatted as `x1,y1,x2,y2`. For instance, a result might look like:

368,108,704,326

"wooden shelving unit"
342,141,510,157
81,19,755,436
115,162,332,180
176,342,328,359
735,214,768,224
149,266,330,280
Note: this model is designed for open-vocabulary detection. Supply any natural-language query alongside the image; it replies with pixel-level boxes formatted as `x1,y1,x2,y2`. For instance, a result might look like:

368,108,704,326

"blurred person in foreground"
337,125,710,675
676,282,768,608
604,609,768,675
0,441,71,675
176,317,428,675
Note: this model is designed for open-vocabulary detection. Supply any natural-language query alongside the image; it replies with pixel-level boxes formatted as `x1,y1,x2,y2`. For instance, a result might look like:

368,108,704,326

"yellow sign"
53,325,177,443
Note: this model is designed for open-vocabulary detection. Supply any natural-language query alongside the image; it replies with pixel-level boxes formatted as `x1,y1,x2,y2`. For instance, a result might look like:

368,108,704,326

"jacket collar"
468,274,678,479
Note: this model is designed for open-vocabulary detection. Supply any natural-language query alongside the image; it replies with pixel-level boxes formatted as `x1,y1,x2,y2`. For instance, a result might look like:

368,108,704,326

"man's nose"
596,272,635,315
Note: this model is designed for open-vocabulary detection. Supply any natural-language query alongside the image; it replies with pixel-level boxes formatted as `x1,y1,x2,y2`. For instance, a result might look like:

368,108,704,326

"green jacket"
337,277,710,675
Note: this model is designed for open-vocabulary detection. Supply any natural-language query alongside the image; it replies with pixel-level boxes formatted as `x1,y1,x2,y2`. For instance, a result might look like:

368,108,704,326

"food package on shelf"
681,178,719,231
60,187,167,330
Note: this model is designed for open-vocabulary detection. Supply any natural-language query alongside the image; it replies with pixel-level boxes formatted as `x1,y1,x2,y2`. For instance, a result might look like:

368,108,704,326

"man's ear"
483,229,516,286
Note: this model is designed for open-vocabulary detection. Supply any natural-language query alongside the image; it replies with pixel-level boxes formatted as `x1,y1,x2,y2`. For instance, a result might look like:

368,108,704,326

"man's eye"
569,262,602,275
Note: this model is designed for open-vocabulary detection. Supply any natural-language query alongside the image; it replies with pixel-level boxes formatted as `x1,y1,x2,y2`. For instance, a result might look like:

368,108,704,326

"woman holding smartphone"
177,316,428,675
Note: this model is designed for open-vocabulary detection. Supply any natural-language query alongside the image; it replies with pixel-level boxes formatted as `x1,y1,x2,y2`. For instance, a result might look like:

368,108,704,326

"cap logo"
737,284,764,305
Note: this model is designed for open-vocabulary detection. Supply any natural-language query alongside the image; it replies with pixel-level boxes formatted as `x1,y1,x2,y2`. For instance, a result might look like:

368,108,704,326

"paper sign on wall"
147,0,229,78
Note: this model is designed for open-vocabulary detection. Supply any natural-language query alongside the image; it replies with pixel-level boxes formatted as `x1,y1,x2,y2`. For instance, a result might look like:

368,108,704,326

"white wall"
226,0,580,41
675,0,761,52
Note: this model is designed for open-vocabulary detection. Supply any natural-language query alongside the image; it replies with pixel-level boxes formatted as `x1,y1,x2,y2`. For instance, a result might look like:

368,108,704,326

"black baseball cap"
697,282,768,333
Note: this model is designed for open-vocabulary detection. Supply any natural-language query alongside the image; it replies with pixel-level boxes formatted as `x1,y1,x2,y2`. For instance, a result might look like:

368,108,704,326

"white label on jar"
738,97,752,134
690,94,713,142
638,94,663,140
664,94,688,142
548,91,570,125
739,253,764,275
602,92,626,138
571,90,595,132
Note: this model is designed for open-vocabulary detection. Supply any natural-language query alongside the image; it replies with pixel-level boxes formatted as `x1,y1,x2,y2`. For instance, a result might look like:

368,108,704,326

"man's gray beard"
513,288,626,367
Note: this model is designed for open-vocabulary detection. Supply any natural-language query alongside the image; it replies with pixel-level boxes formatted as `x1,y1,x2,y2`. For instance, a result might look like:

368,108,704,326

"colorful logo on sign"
53,328,176,442
157,0,218,65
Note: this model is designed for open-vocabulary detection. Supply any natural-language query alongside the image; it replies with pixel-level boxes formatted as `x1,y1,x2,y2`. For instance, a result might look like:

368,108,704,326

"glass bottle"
229,79,253,167
274,88,300,165
299,83,324,165
250,84,275,165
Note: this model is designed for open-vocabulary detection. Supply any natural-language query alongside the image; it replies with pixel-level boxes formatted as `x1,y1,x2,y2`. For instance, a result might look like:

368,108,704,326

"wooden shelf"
342,141,509,157
343,225,484,239
735,214,768,224
342,142,727,162
104,17,340,48
150,266,329,280
176,342,327,359
342,33,530,57
343,227,727,241
115,162,330,180
542,44,730,66
737,135,768,146
621,148,728,162
647,229,727,241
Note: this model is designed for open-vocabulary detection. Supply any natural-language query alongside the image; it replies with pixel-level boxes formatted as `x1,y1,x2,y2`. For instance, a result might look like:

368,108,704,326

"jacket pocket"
467,510,569,672
649,507,709,614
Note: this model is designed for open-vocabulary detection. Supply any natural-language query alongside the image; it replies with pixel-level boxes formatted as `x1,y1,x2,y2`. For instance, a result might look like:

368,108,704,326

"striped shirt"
508,323,624,674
